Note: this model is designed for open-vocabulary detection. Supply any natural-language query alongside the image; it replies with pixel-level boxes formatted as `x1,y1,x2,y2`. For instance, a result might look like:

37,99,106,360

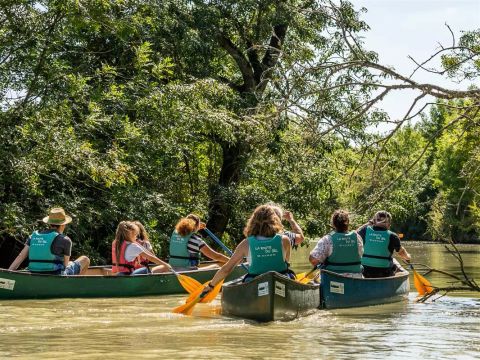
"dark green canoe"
320,269,410,309
0,264,246,300
221,271,320,322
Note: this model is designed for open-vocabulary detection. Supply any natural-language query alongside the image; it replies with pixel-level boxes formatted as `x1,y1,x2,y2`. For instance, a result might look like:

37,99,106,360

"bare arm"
283,211,304,245
209,240,248,287
397,246,411,262
63,255,70,268
308,236,332,267
141,251,172,269
8,245,29,270
309,255,321,267
200,244,230,264
282,236,291,262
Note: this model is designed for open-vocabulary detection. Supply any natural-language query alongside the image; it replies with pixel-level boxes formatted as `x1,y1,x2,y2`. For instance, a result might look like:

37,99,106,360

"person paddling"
169,214,229,271
309,210,363,278
8,207,90,275
358,211,411,278
200,204,294,296
112,221,172,275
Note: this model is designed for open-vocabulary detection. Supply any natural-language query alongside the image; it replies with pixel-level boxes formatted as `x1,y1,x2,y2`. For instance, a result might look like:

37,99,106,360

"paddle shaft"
203,228,249,271
203,228,233,255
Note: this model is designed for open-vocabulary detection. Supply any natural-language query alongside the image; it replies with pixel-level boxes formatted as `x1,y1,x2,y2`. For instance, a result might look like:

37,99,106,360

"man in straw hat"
357,210,411,278
9,207,90,275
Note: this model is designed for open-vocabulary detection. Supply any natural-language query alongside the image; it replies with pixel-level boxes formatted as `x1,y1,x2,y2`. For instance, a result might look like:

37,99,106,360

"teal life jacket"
361,226,392,268
324,231,362,273
247,234,288,275
168,231,199,267
28,230,64,272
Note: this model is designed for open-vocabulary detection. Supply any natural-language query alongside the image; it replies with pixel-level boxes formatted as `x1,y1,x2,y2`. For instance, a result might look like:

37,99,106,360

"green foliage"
0,1,478,269
427,101,480,242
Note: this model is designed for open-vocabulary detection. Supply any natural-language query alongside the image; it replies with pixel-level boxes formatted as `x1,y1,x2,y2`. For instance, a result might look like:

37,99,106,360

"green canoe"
221,271,320,322
0,264,246,300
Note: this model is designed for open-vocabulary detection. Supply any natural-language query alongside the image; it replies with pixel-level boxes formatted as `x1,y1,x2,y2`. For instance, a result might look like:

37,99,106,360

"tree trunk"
206,141,250,236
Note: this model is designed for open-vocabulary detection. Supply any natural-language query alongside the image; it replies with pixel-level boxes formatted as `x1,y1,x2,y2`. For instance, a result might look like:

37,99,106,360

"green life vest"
247,234,288,275
325,231,362,273
361,226,392,268
28,230,64,272
168,231,199,267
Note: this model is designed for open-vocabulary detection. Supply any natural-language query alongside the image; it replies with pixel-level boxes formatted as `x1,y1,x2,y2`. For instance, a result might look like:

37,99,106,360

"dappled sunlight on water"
0,243,479,359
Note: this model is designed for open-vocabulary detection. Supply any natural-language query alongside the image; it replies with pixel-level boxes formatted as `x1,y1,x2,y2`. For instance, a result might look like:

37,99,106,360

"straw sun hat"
42,207,72,225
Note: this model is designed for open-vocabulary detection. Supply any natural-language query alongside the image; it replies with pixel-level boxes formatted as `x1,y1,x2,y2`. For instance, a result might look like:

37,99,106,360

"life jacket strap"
325,260,361,266
29,259,63,264
363,254,392,260
169,255,199,260
119,263,135,268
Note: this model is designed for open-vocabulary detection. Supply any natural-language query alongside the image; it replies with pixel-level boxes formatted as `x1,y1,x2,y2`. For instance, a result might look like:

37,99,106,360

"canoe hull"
0,265,246,300
221,271,320,322
320,269,410,309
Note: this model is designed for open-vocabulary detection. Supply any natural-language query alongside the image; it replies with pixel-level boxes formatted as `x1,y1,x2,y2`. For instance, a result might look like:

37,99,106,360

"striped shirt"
284,231,297,247
186,234,206,254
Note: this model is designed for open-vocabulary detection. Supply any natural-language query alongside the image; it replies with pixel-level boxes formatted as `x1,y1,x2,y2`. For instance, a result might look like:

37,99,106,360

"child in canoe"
168,214,229,270
112,221,172,275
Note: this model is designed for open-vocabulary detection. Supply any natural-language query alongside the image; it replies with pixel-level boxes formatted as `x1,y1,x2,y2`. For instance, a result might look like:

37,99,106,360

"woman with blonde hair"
200,205,293,294
168,214,229,270
112,221,172,275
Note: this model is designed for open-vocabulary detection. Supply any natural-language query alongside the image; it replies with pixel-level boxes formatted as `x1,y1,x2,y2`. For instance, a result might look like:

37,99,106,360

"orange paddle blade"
186,281,209,303
299,273,317,284
185,280,224,303
176,274,202,294
200,280,224,303
296,267,318,284
295,272,307,281
172,295,202,315
413,269,433,295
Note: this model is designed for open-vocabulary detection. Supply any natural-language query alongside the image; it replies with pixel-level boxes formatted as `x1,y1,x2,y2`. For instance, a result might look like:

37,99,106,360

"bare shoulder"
236,239,248,250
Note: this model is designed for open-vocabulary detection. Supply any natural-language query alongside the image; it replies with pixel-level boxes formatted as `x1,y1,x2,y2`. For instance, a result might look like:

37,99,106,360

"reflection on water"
0,243,479,359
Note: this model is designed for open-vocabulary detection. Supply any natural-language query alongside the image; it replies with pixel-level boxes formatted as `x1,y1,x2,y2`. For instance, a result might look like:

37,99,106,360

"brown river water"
0,242,479,359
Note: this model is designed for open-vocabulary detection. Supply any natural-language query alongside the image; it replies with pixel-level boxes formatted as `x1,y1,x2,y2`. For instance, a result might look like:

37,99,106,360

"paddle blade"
295,272,307,281
296,268,318,284
299,272,319,284
413,269,433,295
186,281,209,303
200,280,224,303
172,295,202,315
176,274,203,294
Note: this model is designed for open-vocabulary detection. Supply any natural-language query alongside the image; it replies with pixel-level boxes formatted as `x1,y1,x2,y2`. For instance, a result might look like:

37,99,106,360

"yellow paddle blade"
295,272,307,281
200,280,224,303
184,280,224,303
413,269,433,295
176,274,203,294
296,268,318,284
186,281,209,303
297,273,316,284
172,295,202,315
